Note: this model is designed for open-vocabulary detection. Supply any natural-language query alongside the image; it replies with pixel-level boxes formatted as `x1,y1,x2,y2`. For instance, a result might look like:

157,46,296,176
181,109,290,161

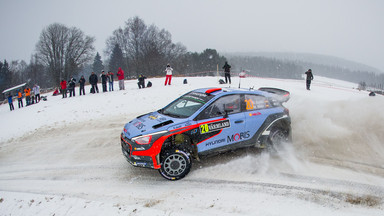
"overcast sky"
1,0,383,71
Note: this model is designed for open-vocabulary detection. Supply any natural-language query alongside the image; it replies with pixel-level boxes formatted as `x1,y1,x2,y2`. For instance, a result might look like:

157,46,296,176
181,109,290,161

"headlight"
132,135,152,145
131,131,168,145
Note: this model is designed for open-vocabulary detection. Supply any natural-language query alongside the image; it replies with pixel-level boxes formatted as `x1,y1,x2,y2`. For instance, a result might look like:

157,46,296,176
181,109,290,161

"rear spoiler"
258,87,290,103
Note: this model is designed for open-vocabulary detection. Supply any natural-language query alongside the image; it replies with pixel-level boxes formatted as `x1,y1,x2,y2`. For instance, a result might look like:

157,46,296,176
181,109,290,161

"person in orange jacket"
24,87,31,106
17,89,23,108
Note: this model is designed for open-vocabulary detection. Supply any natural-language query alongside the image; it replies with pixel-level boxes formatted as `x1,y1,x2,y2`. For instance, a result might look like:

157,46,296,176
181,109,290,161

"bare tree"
35,23,95,85
105,16,186,78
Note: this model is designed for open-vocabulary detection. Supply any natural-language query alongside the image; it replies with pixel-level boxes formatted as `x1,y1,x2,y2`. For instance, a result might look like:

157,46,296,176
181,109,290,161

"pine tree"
0,60,10,90
108,44,124,74
92,52,104,73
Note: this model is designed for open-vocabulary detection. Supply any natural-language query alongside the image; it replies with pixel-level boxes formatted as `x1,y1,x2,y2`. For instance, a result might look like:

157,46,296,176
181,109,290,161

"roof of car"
193,87,270,97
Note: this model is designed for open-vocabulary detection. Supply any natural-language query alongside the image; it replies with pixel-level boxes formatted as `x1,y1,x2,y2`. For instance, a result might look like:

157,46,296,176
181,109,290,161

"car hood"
123,111,189,139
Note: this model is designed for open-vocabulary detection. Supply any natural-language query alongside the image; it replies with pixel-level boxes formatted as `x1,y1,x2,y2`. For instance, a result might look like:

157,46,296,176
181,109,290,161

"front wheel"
158,149,192,181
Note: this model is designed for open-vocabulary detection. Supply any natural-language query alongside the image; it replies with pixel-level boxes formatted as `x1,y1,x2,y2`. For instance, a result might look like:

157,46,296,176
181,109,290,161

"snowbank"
1,76,383,215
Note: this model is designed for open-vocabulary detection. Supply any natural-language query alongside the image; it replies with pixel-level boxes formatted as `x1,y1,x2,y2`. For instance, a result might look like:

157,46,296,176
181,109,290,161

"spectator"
117,67,125,90
100,71,108,92
137,74,146,89
17,89,23,108
60,79,67,98
305,69,314,90
68,77,76,97
164,64,173,86
89,72,99,93
107,71,114,91
8,94,14,111
24,87,31,105
31,92,35,105
222,61,231,84
52,88,60,96
32,84,41,103
79,75,86,95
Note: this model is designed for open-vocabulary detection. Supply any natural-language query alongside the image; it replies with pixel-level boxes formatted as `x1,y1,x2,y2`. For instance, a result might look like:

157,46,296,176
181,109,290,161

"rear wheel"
267,126,291,151
159,149,192,181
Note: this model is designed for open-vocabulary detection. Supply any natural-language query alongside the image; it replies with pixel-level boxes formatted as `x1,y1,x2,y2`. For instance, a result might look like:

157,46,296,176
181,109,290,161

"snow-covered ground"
1,76,384,215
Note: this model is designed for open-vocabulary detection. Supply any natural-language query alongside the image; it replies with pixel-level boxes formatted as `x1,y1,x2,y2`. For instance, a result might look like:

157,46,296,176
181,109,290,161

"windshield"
160,91,214,118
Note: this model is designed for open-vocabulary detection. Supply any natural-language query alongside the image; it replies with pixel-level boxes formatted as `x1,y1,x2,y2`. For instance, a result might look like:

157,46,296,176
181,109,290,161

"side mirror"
223,109,233,118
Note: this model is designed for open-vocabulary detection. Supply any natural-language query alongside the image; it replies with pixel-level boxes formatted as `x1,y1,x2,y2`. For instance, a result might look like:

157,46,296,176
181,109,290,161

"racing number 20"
200,124,209,134
245,99,254,110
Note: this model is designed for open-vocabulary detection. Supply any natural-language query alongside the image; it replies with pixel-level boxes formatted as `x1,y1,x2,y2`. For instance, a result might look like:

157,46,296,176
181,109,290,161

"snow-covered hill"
1,76,384,215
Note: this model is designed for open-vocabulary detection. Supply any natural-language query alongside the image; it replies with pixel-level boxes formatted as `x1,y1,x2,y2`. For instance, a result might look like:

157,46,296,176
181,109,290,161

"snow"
1,76,384,215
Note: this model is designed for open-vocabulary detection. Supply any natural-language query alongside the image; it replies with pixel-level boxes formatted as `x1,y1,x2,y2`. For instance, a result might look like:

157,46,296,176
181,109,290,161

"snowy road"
1,77,384,215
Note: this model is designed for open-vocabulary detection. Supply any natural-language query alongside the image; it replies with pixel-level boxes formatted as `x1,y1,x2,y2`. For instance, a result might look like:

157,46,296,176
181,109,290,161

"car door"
194,94,245,153
243,94,273,139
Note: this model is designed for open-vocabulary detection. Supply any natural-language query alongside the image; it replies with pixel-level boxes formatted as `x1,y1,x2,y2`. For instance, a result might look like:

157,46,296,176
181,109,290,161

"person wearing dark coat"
137,74,146,89
305,69,314,90
107,71,114,91
79,75,86,95
68,77,76,97
89,72,99,93
222,61,231,84
100,71,108,92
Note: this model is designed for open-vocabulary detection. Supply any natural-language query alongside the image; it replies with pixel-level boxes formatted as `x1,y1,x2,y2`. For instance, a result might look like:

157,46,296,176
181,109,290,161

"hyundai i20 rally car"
121,87,291,180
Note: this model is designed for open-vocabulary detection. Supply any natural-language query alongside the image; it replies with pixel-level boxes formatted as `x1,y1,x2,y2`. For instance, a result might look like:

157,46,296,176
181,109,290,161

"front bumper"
121,137,156,169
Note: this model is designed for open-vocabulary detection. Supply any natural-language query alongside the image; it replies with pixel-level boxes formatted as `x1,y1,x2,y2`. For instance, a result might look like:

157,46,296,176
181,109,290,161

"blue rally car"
121,87,291,180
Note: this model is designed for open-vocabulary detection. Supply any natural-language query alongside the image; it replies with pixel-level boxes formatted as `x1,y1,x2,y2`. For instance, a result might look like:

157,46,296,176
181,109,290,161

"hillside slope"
1,76,383,215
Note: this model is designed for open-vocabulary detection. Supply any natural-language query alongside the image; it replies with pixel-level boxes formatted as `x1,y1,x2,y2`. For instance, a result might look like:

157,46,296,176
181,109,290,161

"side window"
244,94,270,110
197,95,241,120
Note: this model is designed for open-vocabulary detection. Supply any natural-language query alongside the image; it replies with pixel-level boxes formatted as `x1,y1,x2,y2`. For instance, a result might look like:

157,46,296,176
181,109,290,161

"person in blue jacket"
8,94,14,111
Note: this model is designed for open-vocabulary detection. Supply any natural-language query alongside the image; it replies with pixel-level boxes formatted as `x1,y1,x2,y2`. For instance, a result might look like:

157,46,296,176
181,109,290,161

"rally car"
121,87,291,180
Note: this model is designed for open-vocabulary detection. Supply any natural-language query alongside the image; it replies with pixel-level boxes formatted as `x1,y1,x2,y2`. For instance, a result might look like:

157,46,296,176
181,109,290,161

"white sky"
1,0,384,71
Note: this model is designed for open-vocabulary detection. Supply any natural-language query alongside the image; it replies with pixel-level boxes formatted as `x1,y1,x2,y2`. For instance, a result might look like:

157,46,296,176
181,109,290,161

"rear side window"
197,95,241,120
244,94,270,110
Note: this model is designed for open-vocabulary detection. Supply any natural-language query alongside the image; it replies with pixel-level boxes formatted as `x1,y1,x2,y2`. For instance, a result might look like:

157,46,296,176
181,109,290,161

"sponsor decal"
171,124,182,130
200,120,230,134
148,115,158,120
123,129,131,137
170,122,192,130
148,115,166,122
190,92,208,98
227,131,250,142
134,121,145,129
249,112,261,116
133,162,147,167
190,129,198,135
205,138,226,146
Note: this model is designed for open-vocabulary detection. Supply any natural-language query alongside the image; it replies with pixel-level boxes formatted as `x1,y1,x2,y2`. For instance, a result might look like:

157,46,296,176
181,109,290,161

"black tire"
158,149,192,181
267,126,291,151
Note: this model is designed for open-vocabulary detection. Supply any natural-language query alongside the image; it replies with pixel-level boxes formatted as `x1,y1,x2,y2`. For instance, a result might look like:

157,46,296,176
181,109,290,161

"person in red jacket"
117,67,125,90
60,79,67,98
